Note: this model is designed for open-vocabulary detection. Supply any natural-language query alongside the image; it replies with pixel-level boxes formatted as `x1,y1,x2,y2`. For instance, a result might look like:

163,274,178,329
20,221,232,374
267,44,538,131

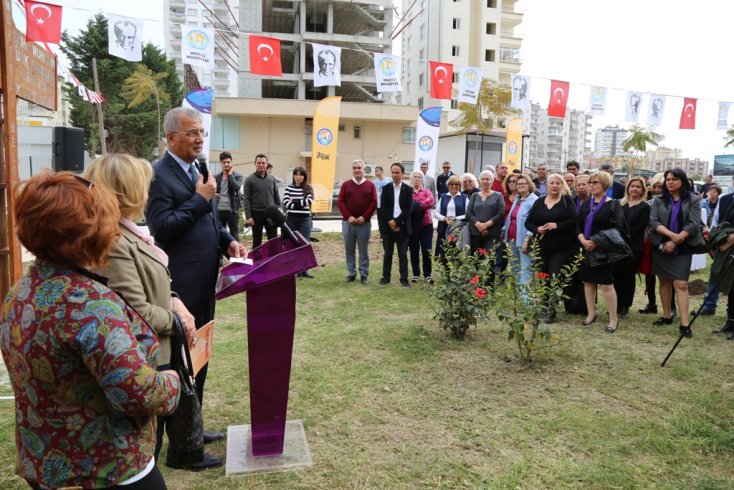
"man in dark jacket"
600,164,625,199
379,162,413,288
215,151,243,240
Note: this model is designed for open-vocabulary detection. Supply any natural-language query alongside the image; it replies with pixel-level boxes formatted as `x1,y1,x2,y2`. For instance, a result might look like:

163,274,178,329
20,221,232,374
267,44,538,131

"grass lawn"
1,232,733,489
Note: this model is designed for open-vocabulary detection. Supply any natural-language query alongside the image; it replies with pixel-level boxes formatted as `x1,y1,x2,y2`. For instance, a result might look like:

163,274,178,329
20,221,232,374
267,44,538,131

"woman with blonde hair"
613,176,650,318
576,171,628,333
502,175,538,287
85,154,223,471
526,173,578,323
435,174,468,262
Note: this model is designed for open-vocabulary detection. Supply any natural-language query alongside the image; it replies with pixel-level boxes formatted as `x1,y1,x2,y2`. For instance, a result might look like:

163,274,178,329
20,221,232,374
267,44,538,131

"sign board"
8,28,57,111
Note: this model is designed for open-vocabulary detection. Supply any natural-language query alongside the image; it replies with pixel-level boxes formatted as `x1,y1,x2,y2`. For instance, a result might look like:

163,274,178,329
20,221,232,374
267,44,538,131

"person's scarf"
584,195,607,239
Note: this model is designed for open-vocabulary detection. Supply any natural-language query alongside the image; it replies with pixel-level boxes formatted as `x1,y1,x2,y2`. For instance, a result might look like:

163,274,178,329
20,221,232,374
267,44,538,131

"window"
453,18,461,29
450,100,458,109
419,73,424,86
338,123,345,132
418,97,424,109
485,49,496,62
402,161,414,174
406,36,411,49
419,25,425,39
487,0,497,7
403,127,416,144
419,49,425,60
187,8,197,15
486,22,496,35
406,59,411,72
452,45,460,56
452,73,459,83
210,116,240,150
353,125,361,139
406,81,410,92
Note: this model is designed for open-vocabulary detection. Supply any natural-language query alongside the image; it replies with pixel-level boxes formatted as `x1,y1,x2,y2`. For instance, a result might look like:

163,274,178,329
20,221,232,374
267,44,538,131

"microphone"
196,152,209,183
264,205,301,246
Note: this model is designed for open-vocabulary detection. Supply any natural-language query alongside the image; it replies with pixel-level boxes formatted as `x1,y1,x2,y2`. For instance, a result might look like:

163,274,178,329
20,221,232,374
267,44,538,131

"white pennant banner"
646,94,666,127
107,13,143,62
181,25,215,69
588,86,607,115
625,91,643,123
313,43,341,87
510,74,531,114
717,102,731,130
373,53,401,92
457,66,481,105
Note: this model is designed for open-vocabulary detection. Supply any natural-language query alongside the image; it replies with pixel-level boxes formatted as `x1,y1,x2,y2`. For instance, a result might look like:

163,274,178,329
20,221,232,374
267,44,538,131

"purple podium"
216,233,316,475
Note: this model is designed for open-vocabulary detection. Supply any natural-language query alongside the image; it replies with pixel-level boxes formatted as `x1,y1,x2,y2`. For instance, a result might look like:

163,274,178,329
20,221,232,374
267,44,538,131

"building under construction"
239,0,395,102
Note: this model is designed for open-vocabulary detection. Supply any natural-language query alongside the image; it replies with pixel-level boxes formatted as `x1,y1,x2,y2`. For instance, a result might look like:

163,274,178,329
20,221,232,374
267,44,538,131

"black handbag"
166,313,205,465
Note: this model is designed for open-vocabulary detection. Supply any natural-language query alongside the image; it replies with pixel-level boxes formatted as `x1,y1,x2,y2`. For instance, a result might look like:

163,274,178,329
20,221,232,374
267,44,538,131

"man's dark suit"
610,180,625,199
146,152,234,401
379,182,413,282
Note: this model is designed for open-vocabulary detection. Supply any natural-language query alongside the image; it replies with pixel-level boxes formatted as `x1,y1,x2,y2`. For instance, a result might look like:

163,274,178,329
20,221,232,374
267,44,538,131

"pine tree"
60,14,183,159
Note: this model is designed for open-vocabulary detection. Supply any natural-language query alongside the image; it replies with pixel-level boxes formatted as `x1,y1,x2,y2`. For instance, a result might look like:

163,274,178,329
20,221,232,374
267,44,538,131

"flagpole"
92,58,107,155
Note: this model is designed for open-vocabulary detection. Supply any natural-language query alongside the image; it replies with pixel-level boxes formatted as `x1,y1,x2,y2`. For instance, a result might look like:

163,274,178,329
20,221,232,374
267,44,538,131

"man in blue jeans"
337,159,377,285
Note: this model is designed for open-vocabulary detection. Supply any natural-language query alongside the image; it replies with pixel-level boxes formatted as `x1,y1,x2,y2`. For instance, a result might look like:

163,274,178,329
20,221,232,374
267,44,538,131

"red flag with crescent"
548,80,570,117
249,35,282,76
25,1,63,44
429,61,453,100
679,97,697,130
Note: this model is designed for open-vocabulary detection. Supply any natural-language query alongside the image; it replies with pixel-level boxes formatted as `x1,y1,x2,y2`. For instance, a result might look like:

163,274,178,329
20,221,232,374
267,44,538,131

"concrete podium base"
225,420,312,476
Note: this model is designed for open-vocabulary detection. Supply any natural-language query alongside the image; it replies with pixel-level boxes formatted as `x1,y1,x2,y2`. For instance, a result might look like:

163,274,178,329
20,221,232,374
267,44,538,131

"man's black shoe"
638,304,657,314
203,431,225,444
346,275,356,283
618,307,629,319
360,276,368,285
400,279,411,289
378,278,390,286
167,452,223,472
301,271,315,279
714,319,734,334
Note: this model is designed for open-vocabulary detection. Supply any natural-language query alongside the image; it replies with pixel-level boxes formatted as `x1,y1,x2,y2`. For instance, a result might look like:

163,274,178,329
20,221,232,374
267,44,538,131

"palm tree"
121,65,171,156
452,78,515,132
622,125,664,176
725,126,734,147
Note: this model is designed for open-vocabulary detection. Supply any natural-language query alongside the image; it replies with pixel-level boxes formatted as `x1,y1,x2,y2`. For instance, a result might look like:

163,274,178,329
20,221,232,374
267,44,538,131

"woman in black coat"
613,177,650,318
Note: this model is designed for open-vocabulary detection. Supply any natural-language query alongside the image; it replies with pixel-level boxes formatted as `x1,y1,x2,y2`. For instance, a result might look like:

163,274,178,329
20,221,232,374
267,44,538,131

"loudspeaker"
52,127,85,172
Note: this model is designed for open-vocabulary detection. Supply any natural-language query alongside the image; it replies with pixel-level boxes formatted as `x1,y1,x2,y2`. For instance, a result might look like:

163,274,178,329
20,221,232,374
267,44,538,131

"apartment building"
523,103,591,171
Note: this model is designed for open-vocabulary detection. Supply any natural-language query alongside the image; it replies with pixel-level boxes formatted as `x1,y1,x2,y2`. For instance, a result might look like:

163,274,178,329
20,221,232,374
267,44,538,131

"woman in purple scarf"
648,168,704,338
576,171,625,333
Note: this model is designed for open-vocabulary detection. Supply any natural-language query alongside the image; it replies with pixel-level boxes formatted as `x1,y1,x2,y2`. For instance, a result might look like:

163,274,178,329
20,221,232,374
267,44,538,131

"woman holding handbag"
648,168,704,338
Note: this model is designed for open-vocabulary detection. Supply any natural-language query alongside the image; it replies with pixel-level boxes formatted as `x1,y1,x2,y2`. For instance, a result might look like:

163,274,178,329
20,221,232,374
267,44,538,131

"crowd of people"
333,159,727,340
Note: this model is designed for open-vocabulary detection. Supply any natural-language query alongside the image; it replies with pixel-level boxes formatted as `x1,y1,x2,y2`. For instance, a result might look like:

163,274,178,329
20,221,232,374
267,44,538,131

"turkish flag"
679,97,697,130
429,61,453,100
25,1,63,44
548,80,570,118
249,36,282,76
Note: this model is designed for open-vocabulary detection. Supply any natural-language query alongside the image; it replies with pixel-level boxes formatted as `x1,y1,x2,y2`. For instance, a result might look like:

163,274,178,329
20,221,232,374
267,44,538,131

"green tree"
622,125,664,175
725,126,734,147
452,78,515,132
121,65,171,157
60,14,183,159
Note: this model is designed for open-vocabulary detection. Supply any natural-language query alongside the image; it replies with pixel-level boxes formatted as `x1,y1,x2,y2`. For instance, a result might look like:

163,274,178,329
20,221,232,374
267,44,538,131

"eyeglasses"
516,182,527,186
508,180,517,184
589,180,600,185
352,167,363,170
173,129,208,138
73,174,94,188
448,183,460,187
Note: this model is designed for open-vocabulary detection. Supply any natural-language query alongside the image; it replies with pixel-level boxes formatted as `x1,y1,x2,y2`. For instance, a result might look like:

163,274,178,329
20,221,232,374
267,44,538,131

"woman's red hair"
15,170,121,268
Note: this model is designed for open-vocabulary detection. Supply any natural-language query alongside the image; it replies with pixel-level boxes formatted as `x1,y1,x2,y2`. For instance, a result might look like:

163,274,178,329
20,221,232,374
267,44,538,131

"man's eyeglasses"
73,174,94,188
173,129,208,138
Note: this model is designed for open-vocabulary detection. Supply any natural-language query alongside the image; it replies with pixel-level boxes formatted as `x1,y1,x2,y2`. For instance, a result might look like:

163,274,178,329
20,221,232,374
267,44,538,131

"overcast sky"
55,0,734,160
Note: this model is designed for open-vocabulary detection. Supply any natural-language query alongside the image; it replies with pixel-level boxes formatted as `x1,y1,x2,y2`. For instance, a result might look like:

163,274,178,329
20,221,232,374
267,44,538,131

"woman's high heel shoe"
581,314,597,326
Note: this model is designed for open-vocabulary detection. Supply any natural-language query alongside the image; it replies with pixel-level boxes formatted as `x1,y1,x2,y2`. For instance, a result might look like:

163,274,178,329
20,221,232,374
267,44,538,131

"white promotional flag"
373,53,401,93
457,66,481,105
181,25,215,69
182,88,214,158
717,102,731,130
313,43,341,87
588,86,607,115
647,94,666,127
625,91,643,123
510,74,531,113
414,107,442,177
107,13,143,62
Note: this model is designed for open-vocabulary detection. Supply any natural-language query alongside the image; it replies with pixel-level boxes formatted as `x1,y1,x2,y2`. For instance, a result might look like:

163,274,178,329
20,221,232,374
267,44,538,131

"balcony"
500,30,522,49
501,7,524,27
